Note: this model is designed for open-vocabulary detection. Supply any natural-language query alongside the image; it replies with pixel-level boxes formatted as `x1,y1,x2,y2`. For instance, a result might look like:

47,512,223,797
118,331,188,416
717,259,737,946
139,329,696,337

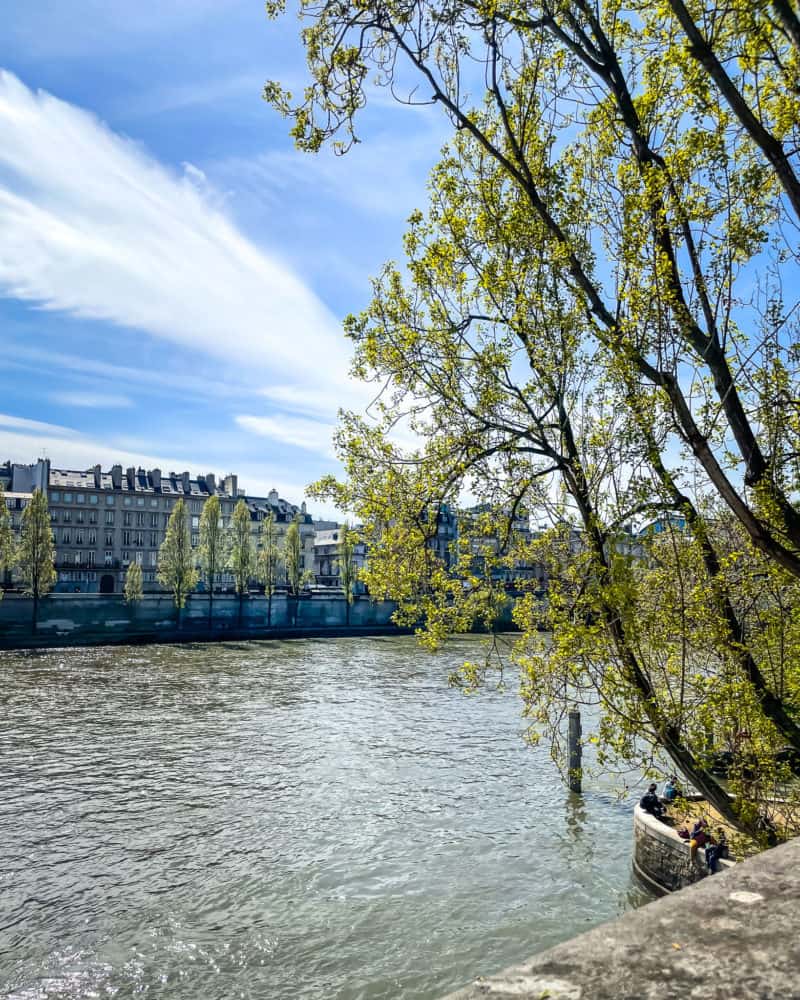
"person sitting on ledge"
662,774,681,803
689,818,709,862
639,783,667,821
705,829,729,873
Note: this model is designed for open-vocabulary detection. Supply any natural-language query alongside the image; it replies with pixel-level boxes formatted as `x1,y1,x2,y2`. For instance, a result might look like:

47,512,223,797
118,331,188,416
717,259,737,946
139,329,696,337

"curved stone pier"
633,803,735,893
443,836,799,999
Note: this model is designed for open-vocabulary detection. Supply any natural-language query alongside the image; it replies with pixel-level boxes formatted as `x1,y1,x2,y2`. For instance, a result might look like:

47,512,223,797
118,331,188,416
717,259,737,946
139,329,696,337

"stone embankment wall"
633,803,735,893
0,593,404,649
444,836,800,1000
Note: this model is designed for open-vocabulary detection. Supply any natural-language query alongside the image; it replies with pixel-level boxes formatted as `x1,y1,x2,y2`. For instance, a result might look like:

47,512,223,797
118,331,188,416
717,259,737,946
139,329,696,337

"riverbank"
0,591,410,650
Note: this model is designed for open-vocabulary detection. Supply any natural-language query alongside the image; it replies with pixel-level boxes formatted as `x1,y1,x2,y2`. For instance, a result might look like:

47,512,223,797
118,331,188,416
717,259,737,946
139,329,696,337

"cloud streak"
0,70,356,398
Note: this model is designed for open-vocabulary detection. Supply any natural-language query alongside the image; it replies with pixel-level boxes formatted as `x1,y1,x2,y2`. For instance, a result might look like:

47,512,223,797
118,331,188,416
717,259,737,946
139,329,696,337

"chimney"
182,471,191,493
126,466,136,490
205,473,216,494
93,464,101,489
224,474,238,497
150,468,161,491
111,464,122,489
268,488,278,503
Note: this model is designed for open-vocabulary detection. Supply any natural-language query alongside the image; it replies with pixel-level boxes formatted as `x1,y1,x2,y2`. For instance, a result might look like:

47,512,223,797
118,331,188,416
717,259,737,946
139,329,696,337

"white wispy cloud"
235,413,335,455
0,70,357,403
50,390,133,409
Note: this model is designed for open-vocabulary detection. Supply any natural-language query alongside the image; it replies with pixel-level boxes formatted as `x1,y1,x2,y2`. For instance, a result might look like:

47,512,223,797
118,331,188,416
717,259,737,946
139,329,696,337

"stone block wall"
633,804,734,893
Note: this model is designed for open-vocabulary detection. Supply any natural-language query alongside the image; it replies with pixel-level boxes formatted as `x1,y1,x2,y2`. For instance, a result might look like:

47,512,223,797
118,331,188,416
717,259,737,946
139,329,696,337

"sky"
0,2,448,516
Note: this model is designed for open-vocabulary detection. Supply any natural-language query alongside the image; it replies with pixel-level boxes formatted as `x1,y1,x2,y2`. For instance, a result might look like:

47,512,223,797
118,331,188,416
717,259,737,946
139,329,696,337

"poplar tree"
0,482,14,596
255,510,281,627
199,494,224,628
338,522,357,626
18,488,56,632
228,498,254,625
157,497,197,627
283,514,303,597
124,560,143,604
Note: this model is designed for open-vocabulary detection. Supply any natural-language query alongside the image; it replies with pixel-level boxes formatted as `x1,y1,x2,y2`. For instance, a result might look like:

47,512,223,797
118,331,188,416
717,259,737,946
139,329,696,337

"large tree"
228,498,254,626
199,494,225,628
157,498,198,627
18,489,56,632
270,0,800,837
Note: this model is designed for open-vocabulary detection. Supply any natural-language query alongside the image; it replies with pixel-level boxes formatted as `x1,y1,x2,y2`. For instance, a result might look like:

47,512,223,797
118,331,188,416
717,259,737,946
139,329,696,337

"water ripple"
0,636,650,999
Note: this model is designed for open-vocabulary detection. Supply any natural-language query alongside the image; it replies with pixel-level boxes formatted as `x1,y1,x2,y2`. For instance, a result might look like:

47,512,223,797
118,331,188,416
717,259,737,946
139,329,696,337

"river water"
0,636,650,999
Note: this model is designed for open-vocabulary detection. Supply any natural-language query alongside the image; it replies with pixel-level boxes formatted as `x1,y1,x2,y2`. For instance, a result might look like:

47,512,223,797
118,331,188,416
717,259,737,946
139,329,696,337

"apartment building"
1,460,314,595
313,526,368,593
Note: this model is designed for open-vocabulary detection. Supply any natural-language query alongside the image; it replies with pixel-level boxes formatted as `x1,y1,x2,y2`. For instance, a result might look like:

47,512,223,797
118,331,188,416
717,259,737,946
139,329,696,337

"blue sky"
0,2,448,515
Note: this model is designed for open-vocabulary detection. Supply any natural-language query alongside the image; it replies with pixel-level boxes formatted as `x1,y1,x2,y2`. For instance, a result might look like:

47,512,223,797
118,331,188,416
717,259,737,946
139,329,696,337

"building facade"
1,460,314,595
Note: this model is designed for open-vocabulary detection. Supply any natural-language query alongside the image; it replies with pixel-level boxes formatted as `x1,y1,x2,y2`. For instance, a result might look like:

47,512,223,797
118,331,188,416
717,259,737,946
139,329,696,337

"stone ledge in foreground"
442,835,800,1000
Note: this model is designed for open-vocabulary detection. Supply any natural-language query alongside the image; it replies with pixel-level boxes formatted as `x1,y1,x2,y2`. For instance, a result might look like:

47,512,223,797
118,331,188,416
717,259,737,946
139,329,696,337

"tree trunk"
267,591,272,627
238,591,244,628
346,599,351,627
32,591,38,634
208,588,214,630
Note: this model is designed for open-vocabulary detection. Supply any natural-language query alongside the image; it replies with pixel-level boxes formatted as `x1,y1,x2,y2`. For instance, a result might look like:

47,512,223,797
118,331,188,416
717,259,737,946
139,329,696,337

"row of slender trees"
151,495,297,627
0,485,358,632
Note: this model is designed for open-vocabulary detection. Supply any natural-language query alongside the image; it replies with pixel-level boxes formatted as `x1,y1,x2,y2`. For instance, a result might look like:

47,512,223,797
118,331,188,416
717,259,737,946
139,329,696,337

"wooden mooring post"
568,707,582,793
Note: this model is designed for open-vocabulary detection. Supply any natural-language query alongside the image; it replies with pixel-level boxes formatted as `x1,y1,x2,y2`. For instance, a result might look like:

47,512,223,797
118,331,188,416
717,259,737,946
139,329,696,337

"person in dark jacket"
639,783,666,820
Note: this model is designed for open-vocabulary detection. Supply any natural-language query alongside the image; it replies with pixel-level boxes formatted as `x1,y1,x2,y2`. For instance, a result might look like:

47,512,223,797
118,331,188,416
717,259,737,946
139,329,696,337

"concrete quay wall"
0,592,405,649
444,835,800,999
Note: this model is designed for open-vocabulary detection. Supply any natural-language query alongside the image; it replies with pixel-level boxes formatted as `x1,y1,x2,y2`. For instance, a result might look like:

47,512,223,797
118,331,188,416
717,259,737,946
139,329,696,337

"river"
0,635,650,999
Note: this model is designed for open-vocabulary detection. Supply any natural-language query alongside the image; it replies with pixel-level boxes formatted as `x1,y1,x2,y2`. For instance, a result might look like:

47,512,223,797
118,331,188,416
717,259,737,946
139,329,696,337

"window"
88,530,97,545
191,501,201,513
122,551,130,564
123,530,132,546
77,510,84,524
123,497,132,507
105,511,114,525
123,512,132,526
150,551,158,567
75,551,82,565
191,533,199,547
77,494,85,504
105,531,114,547
51,491,60,502
136,512,145,527
50,510,58,523
149,532,158,547
64,493,72,503
150,513,158,528
135,532,144,547
137,497,145,507
89,511,97,524
62,530,71,545
104,551,113,566
106,495,114,506
150,499,158,508
135,551,143,564
191,516,199,530
75,530,84,545
90,494,98,505
63,509,72,523
87,552,95,567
